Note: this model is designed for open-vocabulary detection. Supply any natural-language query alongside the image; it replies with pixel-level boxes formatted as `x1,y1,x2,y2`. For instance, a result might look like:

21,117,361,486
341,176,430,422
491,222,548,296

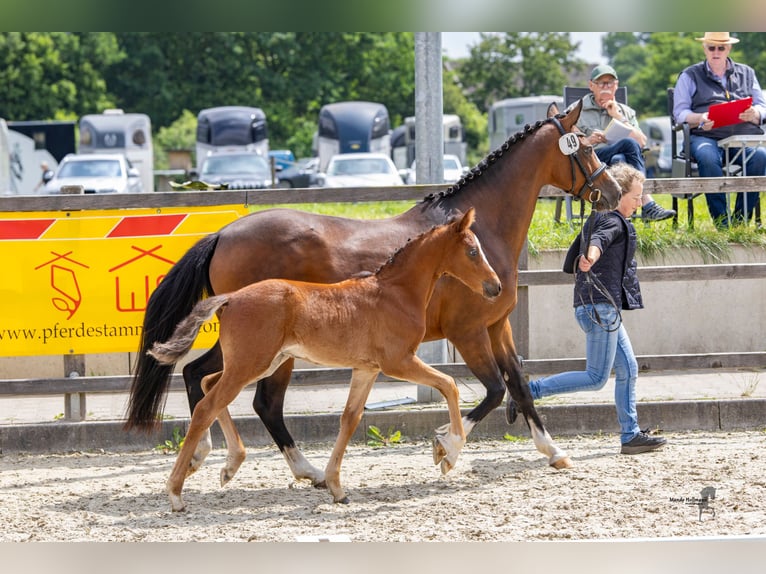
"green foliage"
503,433,527,443
366,425,403,448
154,427,186,454
153,109,198,170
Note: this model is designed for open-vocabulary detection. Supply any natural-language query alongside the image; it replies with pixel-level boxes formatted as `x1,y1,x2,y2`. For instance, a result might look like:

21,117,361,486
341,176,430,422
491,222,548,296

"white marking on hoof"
550,454,573,469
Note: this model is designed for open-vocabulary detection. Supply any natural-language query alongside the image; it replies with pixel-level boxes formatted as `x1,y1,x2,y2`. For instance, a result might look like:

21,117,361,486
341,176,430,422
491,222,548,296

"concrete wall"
526,245,766,360
2,246,764,379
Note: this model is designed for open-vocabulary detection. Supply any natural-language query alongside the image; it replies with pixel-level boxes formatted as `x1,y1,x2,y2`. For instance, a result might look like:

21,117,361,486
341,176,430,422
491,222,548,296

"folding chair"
668,87,760,228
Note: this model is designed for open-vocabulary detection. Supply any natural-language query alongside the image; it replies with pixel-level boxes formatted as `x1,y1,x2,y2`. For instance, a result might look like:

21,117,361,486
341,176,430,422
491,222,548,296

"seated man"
570,64,676,222
673,32,766,228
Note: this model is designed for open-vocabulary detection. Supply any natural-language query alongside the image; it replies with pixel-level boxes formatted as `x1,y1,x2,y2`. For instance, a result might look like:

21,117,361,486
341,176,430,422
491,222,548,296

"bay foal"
149,208,501,511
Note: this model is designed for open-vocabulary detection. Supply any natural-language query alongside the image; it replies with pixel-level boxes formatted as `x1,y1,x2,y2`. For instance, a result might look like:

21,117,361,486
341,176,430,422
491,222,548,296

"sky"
441,32,607,64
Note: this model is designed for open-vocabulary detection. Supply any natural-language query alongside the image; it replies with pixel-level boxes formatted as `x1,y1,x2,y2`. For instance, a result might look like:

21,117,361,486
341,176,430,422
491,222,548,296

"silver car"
42,153,143,194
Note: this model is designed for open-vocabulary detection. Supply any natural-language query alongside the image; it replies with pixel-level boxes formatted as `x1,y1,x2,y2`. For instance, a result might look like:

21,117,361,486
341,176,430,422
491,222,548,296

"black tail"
124,233,220,432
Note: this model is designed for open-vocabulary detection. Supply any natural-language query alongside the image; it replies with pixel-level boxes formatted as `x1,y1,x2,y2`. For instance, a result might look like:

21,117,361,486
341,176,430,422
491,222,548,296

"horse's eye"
469,248,478,258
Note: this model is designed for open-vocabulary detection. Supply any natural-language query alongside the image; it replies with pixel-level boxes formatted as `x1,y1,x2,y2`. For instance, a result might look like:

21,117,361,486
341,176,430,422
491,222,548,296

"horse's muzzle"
483,280,502,299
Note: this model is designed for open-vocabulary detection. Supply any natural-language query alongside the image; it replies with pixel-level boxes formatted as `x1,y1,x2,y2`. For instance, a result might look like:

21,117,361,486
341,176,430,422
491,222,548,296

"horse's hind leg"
492,321,572,469
202,372,246,486
183,343,224,471
254,360,326,487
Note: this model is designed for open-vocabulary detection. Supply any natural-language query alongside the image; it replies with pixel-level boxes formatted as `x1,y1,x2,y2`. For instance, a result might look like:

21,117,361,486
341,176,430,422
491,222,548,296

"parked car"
194,151,275,189
319,153,403,188
404,154,468,184
42,153,143,194
268,149,295,171
276,157,321,188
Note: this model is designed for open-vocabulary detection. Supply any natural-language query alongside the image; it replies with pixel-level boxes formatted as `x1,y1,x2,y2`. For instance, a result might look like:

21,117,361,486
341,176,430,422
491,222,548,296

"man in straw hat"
673,32,766,227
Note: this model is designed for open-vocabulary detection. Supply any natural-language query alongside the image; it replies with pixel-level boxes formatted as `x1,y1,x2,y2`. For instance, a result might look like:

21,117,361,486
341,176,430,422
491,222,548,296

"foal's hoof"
334,496,350,505
550,456,573,470
505,398,518,425
220,468,236,487
432,436,447,465
313,479,327,489
440,458,454,475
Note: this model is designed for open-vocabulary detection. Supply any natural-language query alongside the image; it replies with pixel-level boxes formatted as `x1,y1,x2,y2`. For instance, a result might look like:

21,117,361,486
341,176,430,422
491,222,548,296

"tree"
0,32,122,121
452,33,585,112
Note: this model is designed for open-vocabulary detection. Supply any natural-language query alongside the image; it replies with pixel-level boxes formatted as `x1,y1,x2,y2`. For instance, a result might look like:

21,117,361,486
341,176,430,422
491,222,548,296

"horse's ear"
457,207,476,232
546,102,560,118
561,99,582,130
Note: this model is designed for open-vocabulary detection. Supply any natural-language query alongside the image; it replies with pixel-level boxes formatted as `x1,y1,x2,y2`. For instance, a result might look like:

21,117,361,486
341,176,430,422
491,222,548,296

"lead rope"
576,211,622,332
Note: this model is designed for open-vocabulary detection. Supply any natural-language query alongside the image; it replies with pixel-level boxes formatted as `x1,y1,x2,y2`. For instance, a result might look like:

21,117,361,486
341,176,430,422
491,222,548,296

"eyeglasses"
592,80,617,89
707,45,728,52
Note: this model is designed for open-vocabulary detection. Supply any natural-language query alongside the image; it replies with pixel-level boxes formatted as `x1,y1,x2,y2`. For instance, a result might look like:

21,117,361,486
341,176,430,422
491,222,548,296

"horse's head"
550,100,621,211
444,208,502,299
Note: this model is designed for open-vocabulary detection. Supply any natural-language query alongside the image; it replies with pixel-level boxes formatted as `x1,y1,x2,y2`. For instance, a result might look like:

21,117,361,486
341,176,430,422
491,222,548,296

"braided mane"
420,116,552,205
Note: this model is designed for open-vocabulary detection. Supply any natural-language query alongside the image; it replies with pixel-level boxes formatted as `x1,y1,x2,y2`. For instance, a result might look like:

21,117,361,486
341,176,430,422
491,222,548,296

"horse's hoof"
550,456,573,470
440,458,454,475
432,436,447,465
505,398,518,425
334,496,350,505
313,479,327,489
220,468,235,487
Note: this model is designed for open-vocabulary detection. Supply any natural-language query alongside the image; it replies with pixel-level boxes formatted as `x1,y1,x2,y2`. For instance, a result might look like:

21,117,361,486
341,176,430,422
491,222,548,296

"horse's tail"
148,295,229,365
124,233,220,432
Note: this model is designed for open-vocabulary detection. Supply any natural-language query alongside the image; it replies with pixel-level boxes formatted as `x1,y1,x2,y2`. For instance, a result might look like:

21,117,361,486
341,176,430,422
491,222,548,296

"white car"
42,153,143,194
320,153,403,188
405,154,468,184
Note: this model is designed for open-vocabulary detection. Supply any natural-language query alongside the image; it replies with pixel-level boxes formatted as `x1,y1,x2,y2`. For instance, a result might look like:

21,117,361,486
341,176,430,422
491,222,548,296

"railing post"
510,238,530,361
63,354,86,421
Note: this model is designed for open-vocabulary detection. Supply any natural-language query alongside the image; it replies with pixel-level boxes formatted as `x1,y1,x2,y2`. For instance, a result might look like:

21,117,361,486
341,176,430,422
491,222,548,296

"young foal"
150,208,501,511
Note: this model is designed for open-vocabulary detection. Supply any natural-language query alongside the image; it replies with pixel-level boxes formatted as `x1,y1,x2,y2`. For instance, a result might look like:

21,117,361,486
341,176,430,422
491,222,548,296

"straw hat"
695,32,739,45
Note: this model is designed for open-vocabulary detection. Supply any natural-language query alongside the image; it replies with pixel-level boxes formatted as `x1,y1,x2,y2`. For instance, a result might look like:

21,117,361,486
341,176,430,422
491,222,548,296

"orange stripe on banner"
107,214,187,238
0,219,56,240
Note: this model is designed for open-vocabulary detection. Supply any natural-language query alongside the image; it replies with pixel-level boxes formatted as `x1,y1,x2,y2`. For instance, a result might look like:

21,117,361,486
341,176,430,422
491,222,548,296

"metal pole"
414,33,447,403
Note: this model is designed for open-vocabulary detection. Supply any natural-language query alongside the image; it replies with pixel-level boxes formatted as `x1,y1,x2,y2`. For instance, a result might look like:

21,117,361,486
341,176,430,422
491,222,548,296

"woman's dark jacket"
563,211,643,310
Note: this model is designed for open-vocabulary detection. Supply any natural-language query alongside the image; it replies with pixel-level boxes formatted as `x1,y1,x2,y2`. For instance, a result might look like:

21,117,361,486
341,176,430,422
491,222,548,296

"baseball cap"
590,64,618,82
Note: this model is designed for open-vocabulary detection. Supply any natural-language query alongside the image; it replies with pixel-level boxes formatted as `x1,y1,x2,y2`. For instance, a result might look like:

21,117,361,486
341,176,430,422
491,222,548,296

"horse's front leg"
490,319,572,469
385,356,466,474
324,369,379,503
254,360,326,488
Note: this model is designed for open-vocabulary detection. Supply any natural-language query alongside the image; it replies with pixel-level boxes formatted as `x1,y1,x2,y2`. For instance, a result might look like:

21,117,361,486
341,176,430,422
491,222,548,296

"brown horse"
149,209,501,510
126,102,621,479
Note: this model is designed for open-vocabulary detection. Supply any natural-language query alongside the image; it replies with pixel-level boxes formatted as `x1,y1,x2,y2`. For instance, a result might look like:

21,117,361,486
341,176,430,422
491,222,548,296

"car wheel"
277,180,293,189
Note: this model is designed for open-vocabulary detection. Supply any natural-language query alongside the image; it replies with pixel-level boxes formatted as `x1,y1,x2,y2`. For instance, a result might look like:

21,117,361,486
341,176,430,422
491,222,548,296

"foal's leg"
166,375,244,512
384,355,466,474
182,343,224,471
201,372,246,486
324,368,379,504
490,319,572,469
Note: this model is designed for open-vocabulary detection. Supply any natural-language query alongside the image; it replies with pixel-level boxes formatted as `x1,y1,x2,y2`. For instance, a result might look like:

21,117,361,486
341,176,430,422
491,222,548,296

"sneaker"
621,430,667,454
641,201,676,222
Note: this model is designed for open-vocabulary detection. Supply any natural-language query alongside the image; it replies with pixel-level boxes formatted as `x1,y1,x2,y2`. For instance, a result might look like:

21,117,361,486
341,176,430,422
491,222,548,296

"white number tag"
558,133,580,155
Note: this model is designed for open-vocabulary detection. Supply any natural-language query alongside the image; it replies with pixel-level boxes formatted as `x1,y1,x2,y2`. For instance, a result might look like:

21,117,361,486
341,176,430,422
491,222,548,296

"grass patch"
249,195,766,259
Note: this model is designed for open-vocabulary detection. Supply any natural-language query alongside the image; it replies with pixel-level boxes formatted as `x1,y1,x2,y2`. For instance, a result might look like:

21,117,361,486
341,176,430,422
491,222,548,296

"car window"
59,160,122,178
201,154,269,176
443,158,459,170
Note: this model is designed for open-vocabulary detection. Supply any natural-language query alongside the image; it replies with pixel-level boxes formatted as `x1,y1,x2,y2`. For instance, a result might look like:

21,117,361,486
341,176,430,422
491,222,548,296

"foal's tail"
149,295,229,365
124,233,219,432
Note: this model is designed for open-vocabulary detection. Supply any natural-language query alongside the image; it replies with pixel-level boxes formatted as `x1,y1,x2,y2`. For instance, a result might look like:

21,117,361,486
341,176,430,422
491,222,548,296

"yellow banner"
1,205,249,356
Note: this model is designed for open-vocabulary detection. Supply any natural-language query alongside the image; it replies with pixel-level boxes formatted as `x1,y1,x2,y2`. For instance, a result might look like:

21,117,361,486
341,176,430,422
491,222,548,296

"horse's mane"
372,223,444,276
420,117,552,205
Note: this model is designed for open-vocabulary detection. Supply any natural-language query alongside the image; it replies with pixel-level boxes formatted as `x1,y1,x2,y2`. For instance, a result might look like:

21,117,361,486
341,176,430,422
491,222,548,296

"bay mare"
149,209,502,510
126,102,621,478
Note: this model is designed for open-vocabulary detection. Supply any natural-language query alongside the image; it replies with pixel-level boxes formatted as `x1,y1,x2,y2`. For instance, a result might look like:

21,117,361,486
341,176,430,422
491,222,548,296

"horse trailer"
195,106,269,169
315,101,391,172
488,96,562,151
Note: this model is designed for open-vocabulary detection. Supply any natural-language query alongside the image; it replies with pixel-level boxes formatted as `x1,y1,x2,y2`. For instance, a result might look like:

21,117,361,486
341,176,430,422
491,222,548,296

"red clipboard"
708,97,752,128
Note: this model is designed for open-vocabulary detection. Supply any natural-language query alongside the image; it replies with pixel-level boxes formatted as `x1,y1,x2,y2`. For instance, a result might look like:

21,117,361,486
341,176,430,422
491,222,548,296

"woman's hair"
606,163,645,195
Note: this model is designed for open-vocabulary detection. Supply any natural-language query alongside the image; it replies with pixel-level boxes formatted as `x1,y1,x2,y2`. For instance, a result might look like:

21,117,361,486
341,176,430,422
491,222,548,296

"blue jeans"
690,135,765,225
596,138,645,173
529,303,640,444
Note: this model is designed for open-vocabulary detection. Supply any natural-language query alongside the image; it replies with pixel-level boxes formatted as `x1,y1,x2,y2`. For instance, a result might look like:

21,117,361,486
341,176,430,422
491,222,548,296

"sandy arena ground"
1,430,765,542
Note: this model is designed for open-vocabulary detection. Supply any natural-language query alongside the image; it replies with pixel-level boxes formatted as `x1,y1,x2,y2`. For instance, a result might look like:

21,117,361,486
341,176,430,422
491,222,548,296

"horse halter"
551,116,606,204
